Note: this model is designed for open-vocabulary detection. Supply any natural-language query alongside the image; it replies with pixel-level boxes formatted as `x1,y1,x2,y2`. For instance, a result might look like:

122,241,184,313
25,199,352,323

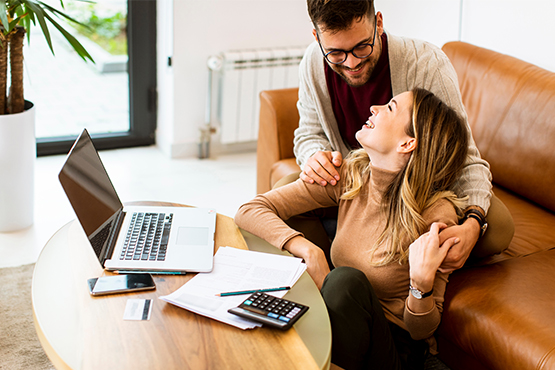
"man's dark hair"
307,0,375,34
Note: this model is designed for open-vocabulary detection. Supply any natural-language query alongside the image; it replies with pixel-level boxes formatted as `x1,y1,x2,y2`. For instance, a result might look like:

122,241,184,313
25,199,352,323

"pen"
216,286,291,297
113,270,187,275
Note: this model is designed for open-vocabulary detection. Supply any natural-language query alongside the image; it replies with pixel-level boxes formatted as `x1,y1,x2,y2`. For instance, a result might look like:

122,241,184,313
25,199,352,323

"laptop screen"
59,129,123,240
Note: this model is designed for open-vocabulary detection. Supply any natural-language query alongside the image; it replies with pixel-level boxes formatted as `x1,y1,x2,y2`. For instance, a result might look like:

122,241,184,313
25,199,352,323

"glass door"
26,0,156,155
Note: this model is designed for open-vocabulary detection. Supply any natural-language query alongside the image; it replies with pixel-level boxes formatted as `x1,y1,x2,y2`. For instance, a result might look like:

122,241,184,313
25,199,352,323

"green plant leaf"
7,17,23,33
23,0,54,54
38,0,92,32
0,2,9,32
42,11,94,63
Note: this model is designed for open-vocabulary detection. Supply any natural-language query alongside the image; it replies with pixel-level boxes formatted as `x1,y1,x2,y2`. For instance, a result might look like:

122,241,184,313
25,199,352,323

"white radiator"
208,46,307,145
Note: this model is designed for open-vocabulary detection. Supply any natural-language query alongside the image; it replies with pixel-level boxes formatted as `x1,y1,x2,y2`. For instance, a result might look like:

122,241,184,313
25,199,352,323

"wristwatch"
464,209,488,238
409,285,433,299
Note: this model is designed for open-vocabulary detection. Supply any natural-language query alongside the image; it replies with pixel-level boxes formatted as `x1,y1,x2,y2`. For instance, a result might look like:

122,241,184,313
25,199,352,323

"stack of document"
159,247,307,329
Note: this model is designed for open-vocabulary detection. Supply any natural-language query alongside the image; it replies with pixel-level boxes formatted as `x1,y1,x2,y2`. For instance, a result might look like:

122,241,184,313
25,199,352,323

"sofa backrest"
442,42,555,212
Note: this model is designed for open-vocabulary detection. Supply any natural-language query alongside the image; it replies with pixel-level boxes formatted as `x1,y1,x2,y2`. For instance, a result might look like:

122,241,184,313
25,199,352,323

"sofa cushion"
471,185,555,266
442,42,555,213
438,249,555,370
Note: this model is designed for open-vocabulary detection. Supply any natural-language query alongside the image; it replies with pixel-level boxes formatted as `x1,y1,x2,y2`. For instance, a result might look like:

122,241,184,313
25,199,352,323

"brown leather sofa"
256,41,555,370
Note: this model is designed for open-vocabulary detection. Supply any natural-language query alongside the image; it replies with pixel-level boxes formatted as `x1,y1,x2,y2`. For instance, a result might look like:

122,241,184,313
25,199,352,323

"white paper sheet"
159,247,307,329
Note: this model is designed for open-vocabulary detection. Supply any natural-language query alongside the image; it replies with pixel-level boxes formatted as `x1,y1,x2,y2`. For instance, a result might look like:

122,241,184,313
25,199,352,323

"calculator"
228,292,309,330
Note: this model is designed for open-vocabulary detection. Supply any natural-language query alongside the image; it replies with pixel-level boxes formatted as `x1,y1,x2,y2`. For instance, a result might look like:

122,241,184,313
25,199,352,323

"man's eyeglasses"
317,18,378,65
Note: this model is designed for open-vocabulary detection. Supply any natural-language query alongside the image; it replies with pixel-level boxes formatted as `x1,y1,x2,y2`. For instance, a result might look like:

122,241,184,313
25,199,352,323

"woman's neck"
366,150,410,173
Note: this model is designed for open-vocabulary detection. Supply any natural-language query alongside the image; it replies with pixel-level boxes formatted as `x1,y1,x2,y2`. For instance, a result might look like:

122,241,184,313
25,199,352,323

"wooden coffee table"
32,202,331,370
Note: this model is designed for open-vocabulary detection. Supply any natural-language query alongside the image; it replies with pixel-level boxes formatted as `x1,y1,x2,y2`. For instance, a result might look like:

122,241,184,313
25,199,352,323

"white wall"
158,0,555,158
157,0,313,158
460,0,555,71
377,0,461,48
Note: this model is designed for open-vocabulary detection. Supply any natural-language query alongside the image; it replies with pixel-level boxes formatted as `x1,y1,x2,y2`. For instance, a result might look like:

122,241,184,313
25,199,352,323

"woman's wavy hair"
341,88,469,265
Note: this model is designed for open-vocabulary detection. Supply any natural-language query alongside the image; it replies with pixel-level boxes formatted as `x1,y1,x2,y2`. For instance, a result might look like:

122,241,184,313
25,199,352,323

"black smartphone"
87,274,156,296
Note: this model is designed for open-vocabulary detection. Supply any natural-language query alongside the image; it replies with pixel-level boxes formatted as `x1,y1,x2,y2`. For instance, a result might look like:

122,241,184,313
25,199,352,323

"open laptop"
59,129,216,273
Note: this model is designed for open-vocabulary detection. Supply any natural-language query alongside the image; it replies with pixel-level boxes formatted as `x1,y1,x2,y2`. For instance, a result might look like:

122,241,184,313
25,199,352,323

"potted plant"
0,0,93,232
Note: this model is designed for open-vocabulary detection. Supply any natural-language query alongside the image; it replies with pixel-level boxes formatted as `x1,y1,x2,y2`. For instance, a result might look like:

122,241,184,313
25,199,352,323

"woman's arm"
402,198,459,340
283,236,330,289
234,178,340,288
404,222,458,340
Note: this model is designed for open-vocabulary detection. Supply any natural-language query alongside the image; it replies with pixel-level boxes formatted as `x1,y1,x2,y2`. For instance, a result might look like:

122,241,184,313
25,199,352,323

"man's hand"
438,218,481,273
284,236,330,289
300,150,343,186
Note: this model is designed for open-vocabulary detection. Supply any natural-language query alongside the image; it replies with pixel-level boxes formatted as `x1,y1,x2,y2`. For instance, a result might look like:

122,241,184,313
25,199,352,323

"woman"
235,88,469,369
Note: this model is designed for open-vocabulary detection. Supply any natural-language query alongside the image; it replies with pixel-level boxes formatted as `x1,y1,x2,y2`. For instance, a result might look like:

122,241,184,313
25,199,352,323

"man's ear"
312,28,318,42
376,11,384,36
398,138,416,154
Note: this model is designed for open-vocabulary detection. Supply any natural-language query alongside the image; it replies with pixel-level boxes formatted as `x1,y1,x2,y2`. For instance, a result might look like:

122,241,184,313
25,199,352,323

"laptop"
59,129,216,273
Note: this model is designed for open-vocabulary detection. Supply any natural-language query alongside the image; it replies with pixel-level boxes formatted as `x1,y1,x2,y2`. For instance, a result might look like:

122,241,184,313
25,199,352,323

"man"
293,0,514,272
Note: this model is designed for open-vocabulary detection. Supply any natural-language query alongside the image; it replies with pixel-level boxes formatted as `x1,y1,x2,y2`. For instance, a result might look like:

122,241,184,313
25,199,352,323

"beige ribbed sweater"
235,164,457,342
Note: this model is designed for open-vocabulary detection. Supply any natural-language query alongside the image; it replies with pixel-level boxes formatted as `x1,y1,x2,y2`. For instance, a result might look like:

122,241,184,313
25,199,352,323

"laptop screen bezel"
58,129,124,266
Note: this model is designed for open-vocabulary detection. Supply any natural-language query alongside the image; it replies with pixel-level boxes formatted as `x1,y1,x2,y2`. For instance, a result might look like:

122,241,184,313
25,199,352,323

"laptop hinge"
101,209,126,267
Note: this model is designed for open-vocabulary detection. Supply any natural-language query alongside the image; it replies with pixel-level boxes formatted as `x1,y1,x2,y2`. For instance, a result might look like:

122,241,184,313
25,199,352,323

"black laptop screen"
59,129,123,239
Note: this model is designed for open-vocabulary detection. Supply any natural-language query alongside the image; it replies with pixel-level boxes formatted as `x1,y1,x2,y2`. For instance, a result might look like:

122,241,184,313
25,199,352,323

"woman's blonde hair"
341,88,469,265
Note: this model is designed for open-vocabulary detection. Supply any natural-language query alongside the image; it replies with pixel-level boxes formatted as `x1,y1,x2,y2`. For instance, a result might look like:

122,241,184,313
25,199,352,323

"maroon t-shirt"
325,33,393,149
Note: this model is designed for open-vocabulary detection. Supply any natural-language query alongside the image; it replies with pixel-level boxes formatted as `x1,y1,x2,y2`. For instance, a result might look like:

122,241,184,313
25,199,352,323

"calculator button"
279,316,290,322
244,300,252,305
268,313,279,319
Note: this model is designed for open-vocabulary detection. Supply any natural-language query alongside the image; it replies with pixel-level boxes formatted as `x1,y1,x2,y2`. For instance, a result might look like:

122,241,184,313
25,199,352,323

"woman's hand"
409,223,459,293
284,236,331,290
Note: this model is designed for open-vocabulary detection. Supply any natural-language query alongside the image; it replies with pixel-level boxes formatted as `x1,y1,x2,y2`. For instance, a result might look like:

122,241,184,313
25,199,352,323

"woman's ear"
398,138,417,154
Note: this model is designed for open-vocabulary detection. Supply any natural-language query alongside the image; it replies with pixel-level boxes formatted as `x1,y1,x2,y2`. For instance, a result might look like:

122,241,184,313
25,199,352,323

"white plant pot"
0,101,36,232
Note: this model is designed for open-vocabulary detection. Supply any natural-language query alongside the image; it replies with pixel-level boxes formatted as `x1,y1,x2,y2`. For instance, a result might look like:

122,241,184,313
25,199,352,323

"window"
29,0,156,156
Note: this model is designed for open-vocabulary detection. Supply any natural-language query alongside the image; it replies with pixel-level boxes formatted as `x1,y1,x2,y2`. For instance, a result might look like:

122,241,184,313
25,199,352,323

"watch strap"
464,209,488,237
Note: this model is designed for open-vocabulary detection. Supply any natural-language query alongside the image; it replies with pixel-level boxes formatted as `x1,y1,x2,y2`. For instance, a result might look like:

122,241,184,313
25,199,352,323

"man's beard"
331,57,377,87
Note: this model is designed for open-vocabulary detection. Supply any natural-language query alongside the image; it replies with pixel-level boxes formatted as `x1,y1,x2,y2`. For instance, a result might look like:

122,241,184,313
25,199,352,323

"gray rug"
0,264,54,370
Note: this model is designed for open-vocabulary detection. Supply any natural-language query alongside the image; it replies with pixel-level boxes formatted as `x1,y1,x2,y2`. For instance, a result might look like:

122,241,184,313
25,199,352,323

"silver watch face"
410,287,423,299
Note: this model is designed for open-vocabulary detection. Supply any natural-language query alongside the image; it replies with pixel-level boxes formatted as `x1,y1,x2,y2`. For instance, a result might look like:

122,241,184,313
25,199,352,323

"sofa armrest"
257,88,301,194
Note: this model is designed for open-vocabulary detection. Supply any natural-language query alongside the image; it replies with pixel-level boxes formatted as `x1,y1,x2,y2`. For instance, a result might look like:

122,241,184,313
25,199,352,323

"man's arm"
294,42,347,186
410,42,492,269
425,49,493,211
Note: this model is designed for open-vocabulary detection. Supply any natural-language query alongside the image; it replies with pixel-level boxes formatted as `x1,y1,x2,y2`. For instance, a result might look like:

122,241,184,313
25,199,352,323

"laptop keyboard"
90,221,113,258
120,212,173,261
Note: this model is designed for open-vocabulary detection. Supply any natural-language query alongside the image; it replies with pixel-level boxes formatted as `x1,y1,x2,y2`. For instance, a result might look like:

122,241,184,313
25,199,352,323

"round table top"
32,202,331,370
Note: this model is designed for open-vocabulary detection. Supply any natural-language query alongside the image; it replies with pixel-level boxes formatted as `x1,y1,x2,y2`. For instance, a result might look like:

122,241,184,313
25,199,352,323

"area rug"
0,264,54,370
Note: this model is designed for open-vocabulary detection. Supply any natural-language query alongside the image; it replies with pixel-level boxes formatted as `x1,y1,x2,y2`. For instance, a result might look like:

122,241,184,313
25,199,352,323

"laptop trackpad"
176,227,209,246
